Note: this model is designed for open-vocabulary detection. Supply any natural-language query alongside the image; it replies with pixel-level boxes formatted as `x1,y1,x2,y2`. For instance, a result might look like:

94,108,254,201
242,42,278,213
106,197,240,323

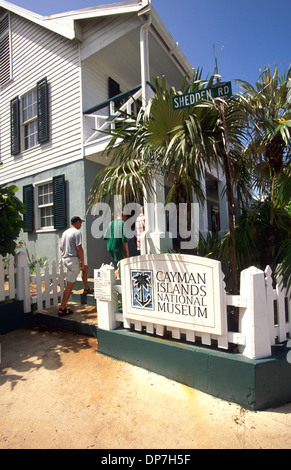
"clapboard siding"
82,38,140,143
0,12,82,183
80,15,139,59
82,55,110,142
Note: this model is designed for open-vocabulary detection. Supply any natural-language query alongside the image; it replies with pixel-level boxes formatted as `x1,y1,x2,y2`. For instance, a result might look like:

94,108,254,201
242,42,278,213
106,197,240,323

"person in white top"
58,216,92,317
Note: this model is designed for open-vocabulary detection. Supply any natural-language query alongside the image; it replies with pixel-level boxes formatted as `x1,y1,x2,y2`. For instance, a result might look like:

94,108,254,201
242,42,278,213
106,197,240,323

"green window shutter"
10,96,20,155
53,175,66,229
37,77,49,143
23,184,34,232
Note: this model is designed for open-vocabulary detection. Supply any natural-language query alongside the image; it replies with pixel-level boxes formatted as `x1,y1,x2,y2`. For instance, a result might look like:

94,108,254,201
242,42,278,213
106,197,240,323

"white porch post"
140,13,151,107
139,14,172,254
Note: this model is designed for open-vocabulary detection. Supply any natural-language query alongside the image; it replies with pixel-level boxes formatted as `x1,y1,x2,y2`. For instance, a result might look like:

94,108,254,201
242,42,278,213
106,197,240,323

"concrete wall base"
33,312,98,338
0,300,30,334
97,327,291,411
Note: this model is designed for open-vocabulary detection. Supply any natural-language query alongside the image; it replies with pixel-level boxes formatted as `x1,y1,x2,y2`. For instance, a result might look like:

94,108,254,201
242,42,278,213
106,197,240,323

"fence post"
239,266,272,359
15,252,31,313
95,265,120,330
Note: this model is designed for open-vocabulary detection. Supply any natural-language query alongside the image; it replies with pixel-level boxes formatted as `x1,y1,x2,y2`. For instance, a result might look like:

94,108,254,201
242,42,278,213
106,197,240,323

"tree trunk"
222,149,238,295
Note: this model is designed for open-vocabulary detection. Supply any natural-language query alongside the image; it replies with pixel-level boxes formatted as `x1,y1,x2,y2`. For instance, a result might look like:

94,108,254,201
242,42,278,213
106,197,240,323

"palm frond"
276,238,291,297
88,158,157,209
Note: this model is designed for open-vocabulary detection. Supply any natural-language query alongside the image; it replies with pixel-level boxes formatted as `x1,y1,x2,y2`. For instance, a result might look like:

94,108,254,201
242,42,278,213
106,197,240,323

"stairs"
32,277,98,338
70,278,95,306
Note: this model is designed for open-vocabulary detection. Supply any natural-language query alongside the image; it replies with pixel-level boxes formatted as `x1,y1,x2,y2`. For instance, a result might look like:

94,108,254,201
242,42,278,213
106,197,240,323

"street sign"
172,81,232,110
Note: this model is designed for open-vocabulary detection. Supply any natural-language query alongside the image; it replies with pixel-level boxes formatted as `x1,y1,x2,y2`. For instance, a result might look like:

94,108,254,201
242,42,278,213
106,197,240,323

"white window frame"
34,179,55,232
21,87,38,151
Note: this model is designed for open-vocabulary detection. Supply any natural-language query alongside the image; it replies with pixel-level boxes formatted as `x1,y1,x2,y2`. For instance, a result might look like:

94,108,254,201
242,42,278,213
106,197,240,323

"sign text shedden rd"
172,81,232,110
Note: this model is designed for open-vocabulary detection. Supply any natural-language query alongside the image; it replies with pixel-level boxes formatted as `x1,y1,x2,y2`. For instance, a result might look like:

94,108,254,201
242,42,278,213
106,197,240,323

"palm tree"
133,271,152,307
236,64,291,202
236,64,291,273
88,71,211,209
200,92,248,294
89,72,251,294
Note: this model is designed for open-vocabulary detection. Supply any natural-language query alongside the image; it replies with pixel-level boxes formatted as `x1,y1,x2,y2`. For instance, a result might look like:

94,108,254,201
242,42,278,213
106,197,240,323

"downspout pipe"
140,13,154,246
140,14,152,107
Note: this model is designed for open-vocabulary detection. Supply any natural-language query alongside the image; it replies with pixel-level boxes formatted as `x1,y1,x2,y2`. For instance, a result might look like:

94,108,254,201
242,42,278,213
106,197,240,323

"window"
11,77,49,155
0,11,11,87
23,175,66,232
37,182,54,229
22,88,37,150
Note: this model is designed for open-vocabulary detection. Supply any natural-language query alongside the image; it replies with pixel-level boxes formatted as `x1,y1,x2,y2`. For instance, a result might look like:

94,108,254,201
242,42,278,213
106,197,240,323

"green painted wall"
13,161,86,269
10,158,143,278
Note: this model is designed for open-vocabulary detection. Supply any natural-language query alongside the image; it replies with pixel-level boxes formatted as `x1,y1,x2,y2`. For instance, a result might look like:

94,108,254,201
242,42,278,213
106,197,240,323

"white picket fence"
97,264,291,359
0,252,66,313
1,251,290,360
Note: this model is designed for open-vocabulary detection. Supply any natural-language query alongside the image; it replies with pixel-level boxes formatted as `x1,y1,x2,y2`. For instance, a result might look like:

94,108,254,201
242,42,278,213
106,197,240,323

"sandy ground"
1,325,291,451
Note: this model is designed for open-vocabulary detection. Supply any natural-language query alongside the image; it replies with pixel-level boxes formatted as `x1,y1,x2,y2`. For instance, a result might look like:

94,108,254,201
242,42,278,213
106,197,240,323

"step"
73,278,94,291
70,278,95,306
70,289,95,306
34,301,98,338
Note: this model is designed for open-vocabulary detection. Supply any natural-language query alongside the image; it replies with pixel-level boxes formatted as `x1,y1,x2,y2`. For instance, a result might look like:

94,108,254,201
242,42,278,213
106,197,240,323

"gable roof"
0,0,192,74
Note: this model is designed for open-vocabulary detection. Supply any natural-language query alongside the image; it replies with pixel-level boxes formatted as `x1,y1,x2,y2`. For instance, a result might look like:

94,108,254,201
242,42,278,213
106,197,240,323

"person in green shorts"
104,213,129,278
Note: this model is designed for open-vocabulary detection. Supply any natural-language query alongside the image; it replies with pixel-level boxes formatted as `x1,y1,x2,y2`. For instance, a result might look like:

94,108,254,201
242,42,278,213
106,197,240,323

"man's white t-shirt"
61,227,82,257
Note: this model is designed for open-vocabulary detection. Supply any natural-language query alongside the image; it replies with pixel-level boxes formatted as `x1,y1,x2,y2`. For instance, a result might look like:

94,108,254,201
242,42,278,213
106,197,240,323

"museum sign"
120,254,227,336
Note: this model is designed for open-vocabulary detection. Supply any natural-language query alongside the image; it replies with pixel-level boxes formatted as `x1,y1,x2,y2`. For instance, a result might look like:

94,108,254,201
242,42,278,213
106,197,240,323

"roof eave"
0,0,150,40
0,0,77,39
139,4,193,76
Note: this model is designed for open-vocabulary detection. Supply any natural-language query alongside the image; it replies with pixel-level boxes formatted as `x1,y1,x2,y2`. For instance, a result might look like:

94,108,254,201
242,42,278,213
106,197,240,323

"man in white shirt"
58,216,92,316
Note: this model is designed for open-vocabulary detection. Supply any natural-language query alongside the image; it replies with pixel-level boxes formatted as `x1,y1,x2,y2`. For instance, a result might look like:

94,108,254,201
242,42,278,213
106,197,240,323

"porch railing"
83,83,152,148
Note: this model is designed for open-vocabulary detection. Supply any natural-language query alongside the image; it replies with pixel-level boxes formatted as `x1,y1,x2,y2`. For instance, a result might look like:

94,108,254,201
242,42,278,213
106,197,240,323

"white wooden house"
0,0,229,275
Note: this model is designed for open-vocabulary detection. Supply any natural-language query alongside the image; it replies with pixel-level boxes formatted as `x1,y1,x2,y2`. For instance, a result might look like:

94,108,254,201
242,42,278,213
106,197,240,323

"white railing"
96,264,291,360
84,87,142,146
0,252,66,313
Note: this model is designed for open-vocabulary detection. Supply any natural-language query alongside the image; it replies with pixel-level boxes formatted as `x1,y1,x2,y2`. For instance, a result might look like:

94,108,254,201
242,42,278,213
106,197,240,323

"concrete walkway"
1,322,291,450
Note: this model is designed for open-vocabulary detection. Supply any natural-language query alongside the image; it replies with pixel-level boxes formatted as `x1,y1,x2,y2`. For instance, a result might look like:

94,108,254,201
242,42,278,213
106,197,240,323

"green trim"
83,84,142,115
97,328,291,411
83,82,156,115
23,184,34,232
53,174,66,229
37,77,49,143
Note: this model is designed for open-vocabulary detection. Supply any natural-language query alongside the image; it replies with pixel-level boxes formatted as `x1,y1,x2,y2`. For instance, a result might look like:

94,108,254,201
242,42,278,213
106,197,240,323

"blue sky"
9,0,291,92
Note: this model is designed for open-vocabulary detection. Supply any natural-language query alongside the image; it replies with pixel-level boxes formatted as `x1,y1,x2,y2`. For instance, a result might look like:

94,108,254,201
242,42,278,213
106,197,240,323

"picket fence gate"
0,252,66,313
